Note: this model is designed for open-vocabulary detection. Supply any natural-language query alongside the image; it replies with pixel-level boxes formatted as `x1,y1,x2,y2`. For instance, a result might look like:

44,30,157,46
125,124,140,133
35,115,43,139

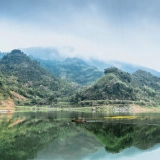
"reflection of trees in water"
0,118,101,160
1,117,160,160
79,122,160,153
0,118,75,160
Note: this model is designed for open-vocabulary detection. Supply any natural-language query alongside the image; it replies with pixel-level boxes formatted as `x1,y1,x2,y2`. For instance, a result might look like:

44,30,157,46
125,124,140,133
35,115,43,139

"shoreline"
1,104,160,113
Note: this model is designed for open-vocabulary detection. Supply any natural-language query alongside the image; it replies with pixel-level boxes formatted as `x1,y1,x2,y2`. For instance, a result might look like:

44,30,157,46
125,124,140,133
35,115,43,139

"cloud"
0,0,160,71
82,145,160,160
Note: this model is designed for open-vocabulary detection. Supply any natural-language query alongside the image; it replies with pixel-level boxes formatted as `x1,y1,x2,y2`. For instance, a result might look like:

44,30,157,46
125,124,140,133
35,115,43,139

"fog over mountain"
0,0,160,71
21,47,160,77
22,47,66,61
1,47,160,77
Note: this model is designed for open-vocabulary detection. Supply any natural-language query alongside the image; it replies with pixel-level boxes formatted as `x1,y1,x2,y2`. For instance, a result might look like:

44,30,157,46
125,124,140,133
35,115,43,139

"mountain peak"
11,49,23,54
133,69,155,77
1,49,30,64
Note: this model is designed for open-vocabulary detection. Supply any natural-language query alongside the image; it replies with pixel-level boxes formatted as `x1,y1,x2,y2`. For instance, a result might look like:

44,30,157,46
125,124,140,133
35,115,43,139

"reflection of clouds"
82,145,160,160
35,133,103,160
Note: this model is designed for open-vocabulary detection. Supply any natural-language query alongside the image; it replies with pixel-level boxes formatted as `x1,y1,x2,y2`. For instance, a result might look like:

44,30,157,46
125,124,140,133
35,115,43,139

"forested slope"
0,50,76,105
70,67,160,106
1,50,160,107
36,57,103,86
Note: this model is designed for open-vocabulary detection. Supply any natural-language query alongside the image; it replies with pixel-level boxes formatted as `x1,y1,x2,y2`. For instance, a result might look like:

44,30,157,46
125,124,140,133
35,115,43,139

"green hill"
36,57,103,86
70,67,160,106
0,73,11,100
1,50,160,108
0,49,75,105
132,70,160,90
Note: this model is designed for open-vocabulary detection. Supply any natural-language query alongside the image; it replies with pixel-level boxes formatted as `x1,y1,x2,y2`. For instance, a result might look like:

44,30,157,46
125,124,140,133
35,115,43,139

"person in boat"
72,118,86,122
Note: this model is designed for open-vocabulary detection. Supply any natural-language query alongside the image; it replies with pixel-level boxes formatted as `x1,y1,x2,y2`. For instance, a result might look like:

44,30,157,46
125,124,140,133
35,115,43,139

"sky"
0,0,160,71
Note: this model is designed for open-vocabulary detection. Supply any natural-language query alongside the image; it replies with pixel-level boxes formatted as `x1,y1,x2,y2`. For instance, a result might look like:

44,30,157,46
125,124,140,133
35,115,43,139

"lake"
1,110,160,160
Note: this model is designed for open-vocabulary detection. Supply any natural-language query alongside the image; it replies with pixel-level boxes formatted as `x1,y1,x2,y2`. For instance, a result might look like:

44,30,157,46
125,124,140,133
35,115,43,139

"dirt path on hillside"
10,91,26,101
0,98,15,112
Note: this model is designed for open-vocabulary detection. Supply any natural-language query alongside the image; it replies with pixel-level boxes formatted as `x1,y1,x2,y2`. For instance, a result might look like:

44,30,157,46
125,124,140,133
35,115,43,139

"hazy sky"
0,0,160,70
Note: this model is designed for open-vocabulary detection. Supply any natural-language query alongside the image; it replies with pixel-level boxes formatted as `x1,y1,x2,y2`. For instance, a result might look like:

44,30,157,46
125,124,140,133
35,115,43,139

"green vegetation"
1,50,160,108
0,50,76,105
0,118,73,160
70,67,160,106
37,57,103,86
0,116,101,160
1,115,160,159
79,122,160,153
0,73,11,100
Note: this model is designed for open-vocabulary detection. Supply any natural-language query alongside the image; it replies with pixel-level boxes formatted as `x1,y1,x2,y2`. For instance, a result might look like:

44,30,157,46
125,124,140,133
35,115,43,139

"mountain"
21,47,160,77
86,59,160,77
70,67,160,106
35,57,103,86
71,68,136,102
1,49,160,107
132,70,160,90
0,49,75,105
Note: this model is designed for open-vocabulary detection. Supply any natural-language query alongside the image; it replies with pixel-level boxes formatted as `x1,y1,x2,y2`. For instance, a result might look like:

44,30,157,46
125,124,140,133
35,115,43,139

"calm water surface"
1,110,160,160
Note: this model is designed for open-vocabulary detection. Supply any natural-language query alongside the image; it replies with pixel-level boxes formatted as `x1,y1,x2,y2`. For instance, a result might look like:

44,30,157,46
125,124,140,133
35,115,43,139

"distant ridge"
20,47,160,77
35,57,103,86
0,52,7,59
86,59,160,77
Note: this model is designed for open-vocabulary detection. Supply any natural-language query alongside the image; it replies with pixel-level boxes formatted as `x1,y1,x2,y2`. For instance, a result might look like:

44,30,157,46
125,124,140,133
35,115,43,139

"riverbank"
130,105,159,112
0,104,158,113
0,106,15,113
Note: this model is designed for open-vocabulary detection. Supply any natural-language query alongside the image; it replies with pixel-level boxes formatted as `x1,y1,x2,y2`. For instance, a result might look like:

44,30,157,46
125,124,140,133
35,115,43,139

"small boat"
71,119,86,123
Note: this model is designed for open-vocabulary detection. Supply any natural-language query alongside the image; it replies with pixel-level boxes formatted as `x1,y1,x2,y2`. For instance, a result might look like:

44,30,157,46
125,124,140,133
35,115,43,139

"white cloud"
0,0,160,71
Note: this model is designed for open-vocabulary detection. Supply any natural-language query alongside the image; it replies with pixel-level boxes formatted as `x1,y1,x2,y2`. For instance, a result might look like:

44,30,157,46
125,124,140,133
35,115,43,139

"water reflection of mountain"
0,117,102,160
0,115,160,160
80,122,160,153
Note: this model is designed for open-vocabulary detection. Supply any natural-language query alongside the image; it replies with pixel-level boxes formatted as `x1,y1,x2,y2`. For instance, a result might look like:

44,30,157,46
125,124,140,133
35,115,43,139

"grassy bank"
1,100,160,113
12,104,160,113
